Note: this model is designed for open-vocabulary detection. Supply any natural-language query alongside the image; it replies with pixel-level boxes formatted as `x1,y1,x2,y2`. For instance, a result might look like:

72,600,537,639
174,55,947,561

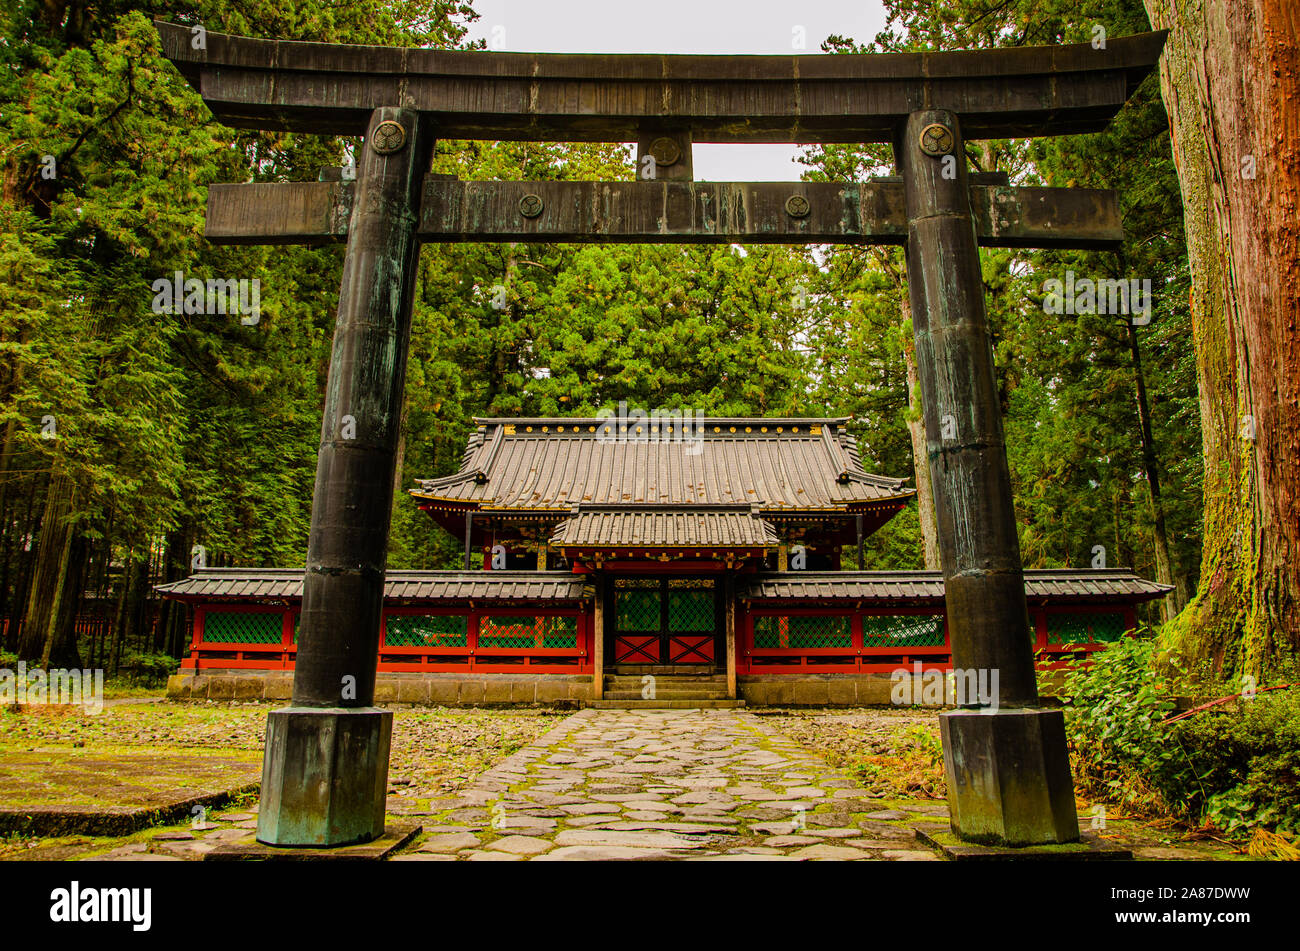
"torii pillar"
257,108,433,846
899,110,1077,845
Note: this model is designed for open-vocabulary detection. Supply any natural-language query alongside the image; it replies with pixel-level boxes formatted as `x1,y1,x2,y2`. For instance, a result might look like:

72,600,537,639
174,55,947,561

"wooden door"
607,576,721,665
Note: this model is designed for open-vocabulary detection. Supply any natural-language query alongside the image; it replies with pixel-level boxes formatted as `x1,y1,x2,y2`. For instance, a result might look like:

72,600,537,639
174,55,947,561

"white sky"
461,0,889,181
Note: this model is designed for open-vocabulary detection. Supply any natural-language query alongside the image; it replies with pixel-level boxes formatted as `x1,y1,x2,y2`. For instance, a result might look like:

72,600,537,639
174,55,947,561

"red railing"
180,600,1133,678
181,604,591,674
736,603,1136,674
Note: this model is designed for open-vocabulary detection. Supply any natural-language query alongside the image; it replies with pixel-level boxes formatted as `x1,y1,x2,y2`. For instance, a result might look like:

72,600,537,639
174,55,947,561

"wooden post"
724,575,737,700
899,109,1077,845
257,107,434,847
591,577,604,701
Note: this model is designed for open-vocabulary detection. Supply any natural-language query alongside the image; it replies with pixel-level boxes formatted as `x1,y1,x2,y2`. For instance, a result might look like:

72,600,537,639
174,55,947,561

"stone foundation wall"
169,669,1060,708
739,673,1067,707
167,670,593,707
738,674,901,707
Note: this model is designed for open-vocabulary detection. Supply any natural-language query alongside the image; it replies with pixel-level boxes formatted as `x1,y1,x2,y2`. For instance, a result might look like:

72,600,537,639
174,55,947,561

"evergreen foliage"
0,1,1201,666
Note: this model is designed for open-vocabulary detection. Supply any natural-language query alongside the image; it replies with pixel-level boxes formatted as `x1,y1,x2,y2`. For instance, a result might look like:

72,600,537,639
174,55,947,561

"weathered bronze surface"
899,108,1040,707
648,137,682,167
919,122,955,156
205,179,1124,249
256,707,393,847
900,108,1080,843
941,709,1080,845
636,131,694,182
292,107,432,711
370,120,407,154
154,21,1165,141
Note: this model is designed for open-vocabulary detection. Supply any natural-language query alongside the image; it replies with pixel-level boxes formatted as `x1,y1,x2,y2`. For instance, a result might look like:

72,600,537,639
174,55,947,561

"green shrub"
1059,635,1300,836
1162,691,1300,836
115,650,179,685
1059,635,1179,813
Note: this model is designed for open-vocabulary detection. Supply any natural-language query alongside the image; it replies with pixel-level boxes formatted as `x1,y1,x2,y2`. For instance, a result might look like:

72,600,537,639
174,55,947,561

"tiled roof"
158,568,1169,605
743,570,1173,602
156,569,592,602
412,417,912,513
551,506,779,549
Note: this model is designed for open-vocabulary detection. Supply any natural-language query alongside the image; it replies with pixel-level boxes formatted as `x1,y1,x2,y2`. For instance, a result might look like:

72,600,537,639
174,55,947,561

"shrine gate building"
159,416,1169,705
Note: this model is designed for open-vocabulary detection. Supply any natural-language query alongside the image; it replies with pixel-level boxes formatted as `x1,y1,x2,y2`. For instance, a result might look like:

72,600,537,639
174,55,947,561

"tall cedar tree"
1143,0,1299,680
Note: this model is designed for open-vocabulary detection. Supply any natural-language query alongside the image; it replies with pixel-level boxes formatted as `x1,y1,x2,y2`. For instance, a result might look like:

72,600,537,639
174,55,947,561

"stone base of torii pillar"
257,708,393,847
941,709,1079,846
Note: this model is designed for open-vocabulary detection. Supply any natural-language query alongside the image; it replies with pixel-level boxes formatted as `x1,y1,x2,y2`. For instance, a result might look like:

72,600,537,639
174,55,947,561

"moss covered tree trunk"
1145,0,1300,679
879,247,940,570
901,295,940,570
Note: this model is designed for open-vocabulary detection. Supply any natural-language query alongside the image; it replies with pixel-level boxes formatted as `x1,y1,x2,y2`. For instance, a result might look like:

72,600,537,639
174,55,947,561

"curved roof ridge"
413,416,913,511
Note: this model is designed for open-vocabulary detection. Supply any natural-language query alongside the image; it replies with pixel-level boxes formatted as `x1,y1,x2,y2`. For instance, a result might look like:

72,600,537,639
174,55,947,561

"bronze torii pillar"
155,21,1164,848
899,110,1074,844
257,108,434,845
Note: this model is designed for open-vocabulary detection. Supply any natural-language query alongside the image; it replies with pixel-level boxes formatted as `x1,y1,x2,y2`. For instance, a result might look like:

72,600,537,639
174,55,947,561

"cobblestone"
399,709,946,861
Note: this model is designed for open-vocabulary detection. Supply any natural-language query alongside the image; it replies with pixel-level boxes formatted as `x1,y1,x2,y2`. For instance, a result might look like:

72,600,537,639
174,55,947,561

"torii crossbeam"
155,20,1165,849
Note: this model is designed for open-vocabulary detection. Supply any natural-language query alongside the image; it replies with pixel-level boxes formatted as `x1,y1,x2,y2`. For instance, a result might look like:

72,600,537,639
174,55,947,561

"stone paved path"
392,708,947,861
61,708,1222,862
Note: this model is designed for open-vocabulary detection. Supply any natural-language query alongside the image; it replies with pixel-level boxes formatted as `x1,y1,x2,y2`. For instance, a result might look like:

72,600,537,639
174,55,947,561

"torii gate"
155,21,1165,849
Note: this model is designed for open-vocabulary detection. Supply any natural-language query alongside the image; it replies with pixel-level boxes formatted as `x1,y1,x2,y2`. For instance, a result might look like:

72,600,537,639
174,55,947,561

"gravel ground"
0,698,562,800
756,708,947,800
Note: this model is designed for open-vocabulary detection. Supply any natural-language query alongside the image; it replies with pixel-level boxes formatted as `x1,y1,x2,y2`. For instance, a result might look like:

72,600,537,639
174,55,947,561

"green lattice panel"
204,611,282,644
479,615,578,649
1047,612,1127,644
753,615,851,649
615,591,660,631
668,590,714,632
385,615,468,647
861,614,945,647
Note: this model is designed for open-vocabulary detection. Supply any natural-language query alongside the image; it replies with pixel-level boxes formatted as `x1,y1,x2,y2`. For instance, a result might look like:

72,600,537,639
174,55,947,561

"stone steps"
602,668,734,704
604,681,727,692
611,665,717,677
603,690,730,701
604,674,727,685
603,673,731,702
584,699,746,709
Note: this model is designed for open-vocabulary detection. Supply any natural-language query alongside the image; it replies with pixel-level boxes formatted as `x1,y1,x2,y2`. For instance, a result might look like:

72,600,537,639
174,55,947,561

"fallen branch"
1161,683,1299,724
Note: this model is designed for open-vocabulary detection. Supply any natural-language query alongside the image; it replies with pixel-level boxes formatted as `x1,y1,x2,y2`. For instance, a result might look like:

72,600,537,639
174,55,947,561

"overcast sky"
461,0,889,181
